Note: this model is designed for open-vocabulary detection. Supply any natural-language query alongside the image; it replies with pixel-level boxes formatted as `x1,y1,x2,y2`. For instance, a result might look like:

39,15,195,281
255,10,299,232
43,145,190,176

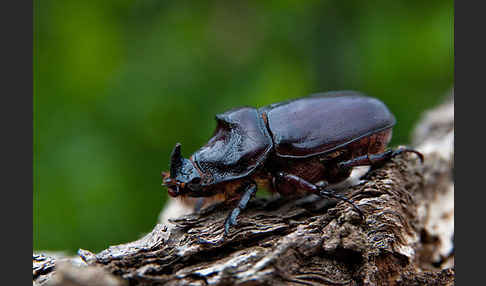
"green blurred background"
34,0,454,253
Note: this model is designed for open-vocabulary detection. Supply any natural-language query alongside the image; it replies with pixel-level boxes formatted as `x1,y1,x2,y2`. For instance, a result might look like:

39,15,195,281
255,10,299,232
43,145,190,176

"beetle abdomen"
262,91,396,158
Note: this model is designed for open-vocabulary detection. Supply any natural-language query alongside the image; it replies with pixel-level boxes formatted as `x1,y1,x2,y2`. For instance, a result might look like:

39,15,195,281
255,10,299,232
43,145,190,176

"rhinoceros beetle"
162,91,423,236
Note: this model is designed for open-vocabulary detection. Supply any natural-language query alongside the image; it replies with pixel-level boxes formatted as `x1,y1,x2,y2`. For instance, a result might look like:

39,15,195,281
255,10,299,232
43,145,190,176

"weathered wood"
34,94,454,286
33,254,56,285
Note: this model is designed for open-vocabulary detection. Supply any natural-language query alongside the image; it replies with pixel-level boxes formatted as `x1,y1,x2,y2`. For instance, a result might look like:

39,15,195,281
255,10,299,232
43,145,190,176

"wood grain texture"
34,94,454,286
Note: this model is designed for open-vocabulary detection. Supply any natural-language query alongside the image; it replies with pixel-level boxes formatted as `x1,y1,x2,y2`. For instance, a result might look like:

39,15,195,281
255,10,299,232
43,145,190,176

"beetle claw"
392,147,424,163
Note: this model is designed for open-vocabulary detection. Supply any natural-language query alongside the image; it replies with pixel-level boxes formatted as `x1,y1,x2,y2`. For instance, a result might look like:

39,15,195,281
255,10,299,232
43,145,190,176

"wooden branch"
34,94,454,286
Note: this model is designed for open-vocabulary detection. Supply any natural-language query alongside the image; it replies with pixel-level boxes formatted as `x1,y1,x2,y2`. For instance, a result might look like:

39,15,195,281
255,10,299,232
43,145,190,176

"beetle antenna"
170,143,183,178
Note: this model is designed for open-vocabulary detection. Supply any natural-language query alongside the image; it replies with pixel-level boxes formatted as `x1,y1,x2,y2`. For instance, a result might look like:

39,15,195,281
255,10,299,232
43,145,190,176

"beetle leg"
276,172,364,218
319,189,364,218
194,198,205,213
337,147,424,171
224,182,258,236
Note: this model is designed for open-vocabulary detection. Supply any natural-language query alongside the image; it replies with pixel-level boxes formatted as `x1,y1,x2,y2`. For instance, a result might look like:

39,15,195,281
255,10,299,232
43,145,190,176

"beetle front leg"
224,182,258,236
194,198,205,213
276,172,364,218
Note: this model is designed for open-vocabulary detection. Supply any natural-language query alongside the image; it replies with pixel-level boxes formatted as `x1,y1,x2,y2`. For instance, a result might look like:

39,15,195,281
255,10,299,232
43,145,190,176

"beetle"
162,91,423,236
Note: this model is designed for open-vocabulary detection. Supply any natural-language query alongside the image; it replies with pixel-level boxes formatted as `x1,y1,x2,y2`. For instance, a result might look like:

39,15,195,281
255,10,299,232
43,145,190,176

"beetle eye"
191,177,201,184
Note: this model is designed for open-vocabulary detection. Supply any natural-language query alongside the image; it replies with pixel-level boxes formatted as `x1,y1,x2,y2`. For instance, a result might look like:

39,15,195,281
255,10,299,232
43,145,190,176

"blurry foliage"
34,0,453,253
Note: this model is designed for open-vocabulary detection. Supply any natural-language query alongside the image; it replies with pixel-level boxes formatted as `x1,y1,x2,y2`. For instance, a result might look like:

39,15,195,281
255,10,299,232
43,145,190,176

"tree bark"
34,93,454,286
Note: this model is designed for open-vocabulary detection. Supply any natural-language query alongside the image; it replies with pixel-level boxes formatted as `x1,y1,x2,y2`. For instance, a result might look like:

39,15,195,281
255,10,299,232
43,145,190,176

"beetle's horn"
170,143,183,178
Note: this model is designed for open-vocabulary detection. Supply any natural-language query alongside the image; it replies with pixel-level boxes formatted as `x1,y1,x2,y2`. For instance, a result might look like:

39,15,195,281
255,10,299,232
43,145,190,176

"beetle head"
162,143,203,197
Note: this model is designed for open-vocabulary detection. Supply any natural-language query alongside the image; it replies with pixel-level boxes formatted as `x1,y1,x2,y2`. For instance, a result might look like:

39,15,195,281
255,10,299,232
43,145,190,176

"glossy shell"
193,107,273,183
193,91,396,184
261,91,396,158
